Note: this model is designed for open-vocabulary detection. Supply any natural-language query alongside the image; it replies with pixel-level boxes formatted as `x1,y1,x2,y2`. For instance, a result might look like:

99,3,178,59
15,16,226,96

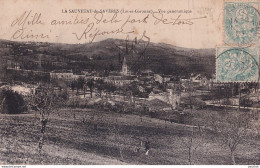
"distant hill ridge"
0,39,215,77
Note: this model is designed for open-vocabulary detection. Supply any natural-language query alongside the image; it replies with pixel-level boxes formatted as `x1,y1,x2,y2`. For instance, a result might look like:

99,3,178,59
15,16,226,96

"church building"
121,56,131,75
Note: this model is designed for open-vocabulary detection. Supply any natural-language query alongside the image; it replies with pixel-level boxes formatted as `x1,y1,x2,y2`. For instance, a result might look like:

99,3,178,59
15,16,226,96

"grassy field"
0,108,260,165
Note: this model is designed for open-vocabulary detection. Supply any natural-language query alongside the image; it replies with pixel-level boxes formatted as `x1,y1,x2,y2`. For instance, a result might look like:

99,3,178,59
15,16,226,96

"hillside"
1,108,259,164
0,39,215,77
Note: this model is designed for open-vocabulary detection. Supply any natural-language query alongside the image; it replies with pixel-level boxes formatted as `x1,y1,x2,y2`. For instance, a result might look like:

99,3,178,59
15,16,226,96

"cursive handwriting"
94,12,122,24
124,30,150,55
113,30,151,69
152,12,207,25
11,10,43,29
120,14,149,29
10,10,207,42
11,10,49,40
72,24,134,43
72,12,150,43
11,28,49,40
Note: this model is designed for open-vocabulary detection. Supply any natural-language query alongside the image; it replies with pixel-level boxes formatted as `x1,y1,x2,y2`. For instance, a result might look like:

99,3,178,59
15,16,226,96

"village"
1,40,260,165
4,55,215,116
4,54,260,115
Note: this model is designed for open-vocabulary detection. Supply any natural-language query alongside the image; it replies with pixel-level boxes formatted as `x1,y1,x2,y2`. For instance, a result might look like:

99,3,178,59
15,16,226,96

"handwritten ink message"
9,9,207,43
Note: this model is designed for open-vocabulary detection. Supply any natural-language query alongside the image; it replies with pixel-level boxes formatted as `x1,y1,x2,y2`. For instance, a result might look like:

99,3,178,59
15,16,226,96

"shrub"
149,111,158,118
66,97,92,108
0,89,27,114
222,99,232,105
66,97,81,108
240,97,254,107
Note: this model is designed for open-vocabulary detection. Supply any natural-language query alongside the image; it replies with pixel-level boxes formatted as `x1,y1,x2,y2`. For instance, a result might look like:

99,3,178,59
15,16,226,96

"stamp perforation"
215,46,260,83
223,0,260,46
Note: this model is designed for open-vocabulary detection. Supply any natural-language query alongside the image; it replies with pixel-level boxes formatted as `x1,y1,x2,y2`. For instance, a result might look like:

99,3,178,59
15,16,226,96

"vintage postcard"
0,0,260,166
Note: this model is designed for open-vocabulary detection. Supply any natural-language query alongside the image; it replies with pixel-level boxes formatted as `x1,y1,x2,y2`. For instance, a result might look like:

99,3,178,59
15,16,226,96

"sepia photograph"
0,0,259,166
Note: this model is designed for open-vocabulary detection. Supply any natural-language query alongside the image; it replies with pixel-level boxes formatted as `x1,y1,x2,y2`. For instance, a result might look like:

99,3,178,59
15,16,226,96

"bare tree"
181,79,206,165
109,116,135,161
209,110,253,165
26,84,67,153
106,117,124,161
86,79,94,98
181,128,204,165
76,77,85,94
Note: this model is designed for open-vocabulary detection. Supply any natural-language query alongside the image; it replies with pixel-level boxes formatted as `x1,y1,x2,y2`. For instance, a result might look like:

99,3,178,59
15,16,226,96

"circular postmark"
224,2,259,45
216,47,259,82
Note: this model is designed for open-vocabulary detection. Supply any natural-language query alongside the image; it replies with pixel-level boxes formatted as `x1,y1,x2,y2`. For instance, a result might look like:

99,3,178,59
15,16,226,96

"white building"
50,70,74,81
148,89,181,110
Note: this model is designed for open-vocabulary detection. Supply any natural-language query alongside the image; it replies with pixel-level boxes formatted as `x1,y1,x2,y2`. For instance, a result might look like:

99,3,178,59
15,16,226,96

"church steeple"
122,56,128,75
123,56,127,65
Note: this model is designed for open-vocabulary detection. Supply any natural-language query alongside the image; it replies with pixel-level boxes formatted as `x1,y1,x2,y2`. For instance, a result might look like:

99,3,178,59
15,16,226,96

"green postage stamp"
216,46,259,82
224,2,259,45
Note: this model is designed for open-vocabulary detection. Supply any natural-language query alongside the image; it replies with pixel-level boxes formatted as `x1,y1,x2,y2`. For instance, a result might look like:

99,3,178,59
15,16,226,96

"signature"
114,30,150,56
112,30,150,70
